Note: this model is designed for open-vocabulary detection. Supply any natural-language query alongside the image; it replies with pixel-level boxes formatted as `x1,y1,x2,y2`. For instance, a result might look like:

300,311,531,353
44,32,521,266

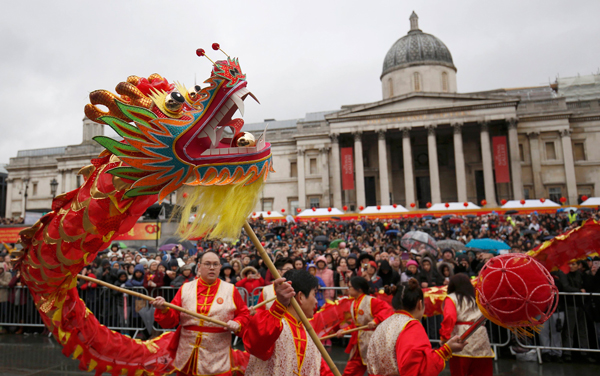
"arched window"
442,71,448,92
413,72,421,92
388,78,394,97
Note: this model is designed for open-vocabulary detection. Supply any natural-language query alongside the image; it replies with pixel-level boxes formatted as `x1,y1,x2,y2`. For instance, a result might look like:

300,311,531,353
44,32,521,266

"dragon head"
86,45,273,239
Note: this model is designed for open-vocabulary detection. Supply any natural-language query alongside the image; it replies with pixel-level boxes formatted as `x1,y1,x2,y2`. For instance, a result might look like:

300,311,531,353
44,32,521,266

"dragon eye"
165,91,185,112
188,85,202,100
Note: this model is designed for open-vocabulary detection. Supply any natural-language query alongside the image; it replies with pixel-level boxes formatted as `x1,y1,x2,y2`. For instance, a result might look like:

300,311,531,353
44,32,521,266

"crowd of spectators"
0,209,599,361
0,216,24,225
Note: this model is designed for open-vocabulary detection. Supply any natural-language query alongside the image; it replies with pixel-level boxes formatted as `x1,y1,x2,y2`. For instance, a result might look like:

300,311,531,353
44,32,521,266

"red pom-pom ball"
476,254,558,331
211,43,220,51
196,48,205,57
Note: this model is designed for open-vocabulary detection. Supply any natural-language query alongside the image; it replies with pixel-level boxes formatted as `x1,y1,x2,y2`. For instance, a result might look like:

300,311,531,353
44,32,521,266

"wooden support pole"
76,274,228,328
319,325,370,341
243,221,342,376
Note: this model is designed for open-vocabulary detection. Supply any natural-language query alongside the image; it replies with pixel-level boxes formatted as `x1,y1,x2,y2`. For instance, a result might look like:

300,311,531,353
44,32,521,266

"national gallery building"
4,13,600,218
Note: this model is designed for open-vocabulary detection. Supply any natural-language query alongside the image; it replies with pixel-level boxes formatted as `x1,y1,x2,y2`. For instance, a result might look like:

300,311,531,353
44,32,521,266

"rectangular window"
519,144,524,162
262,198,273,212
309,196,320,208
549,187,562,203
289,198,299,214
545,142,556,160
32,182,38,196
309,158,317,175
76,175,82,187
523,186,531,200
290,162,297,177
573,142,586,161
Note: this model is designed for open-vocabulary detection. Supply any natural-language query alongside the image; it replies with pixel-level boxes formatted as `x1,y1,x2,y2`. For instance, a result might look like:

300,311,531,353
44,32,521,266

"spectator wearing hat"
315,256,334,300
454,254,475,278
378,260,400,287
219,263,238,285
441,248,457,273
307,263,326,308
347,254,359,276
401,260,419,284
171,264,195,288
236,266,265,305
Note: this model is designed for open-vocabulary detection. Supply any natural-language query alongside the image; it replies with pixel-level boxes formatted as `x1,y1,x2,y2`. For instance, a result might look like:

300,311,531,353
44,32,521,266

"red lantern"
501,199,507,205
481,200,487,206
393,204,397,209
445,203,450,208
463,202,469,208
343,205,348,211
476,254,558,332
582,195,589,202
410,202,416,208
267,211,271,215
560,197,567,204
540,198,546,203
359,206,364,211
252,212,256,216
296,208,301,213
281,208,285,213
377,205,381,210
312,207,316,212
327,207,332,212
520,199,526,205
426,202,432,208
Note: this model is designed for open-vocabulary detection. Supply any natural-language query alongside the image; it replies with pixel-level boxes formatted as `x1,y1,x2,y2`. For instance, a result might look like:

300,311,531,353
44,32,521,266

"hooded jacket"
125,264,146,287
315,256,334,299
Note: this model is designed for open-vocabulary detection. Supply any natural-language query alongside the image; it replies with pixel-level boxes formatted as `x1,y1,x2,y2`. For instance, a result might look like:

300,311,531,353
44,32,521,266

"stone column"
297,148,306,209
65,170,72,192
426,124,441,204
527,131,544,198
560,129,578,205
507,118,523,200
402,128,416,207
353,131,366,209
479,121,497,206
329,133,343,209
377,130,390,205
452,123,467,202
320,146,331,207
5,179,13,218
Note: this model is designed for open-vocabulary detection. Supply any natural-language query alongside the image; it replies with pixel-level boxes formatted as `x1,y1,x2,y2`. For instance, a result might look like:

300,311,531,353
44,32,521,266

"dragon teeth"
231,94,245,117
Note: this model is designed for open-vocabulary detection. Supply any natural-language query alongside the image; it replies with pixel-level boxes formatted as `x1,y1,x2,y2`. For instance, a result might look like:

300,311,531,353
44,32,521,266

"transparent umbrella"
401,231,438,257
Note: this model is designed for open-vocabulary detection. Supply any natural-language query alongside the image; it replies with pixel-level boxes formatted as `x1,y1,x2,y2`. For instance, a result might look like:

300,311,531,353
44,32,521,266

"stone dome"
382,12,456,77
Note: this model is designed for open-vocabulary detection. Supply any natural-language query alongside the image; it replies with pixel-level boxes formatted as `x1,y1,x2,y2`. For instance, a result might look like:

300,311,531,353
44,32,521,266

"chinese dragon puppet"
14,45,271,375
11,41,600,375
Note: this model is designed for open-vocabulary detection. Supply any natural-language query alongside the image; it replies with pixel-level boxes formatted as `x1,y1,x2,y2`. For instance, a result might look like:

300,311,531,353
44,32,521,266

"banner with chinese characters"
341,147,355,190
114,222,160,241
0,226,27,243
492,136,510,183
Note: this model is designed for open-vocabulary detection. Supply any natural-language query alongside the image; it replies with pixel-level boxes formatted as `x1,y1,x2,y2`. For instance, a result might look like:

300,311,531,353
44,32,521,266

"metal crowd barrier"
515,292,600,363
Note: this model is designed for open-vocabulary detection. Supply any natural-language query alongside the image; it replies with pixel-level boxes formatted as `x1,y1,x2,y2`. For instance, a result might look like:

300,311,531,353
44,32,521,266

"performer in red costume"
367,278,466,376
152,251,250,376
243,269,334,376
252,258,294,314
336,276,394,376
440,274,493,376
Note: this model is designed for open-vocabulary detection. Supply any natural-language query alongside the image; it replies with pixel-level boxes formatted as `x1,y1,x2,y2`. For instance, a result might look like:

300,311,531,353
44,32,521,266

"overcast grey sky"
1,0,599,164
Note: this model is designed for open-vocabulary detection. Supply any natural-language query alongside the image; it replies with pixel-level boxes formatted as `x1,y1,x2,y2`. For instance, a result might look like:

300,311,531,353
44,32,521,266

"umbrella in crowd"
465,238,510,251
314,235,330,246
272,226,286,234
401,231,438,257
441,215,454,220
385,229,400,236
448,218,464,225
504,210,519,215
521,229,538,235
465,214,477,219
159,243,179,251
264,233,276,239
329,239,344,248
161,237,195,250
437,239,467,251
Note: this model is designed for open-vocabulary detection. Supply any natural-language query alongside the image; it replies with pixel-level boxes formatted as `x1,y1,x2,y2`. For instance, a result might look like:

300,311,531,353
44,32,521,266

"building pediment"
327,92,519,121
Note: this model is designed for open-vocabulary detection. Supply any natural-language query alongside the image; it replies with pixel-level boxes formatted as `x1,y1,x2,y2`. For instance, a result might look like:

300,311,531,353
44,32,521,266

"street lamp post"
22,177,30,218
50,178,59,199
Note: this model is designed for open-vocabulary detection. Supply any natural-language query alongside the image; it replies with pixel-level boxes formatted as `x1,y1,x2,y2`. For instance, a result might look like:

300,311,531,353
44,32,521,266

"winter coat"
236,266,265,296
171,273,196,288
315,256,335,299
0,265,12,303
125,264,146,288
